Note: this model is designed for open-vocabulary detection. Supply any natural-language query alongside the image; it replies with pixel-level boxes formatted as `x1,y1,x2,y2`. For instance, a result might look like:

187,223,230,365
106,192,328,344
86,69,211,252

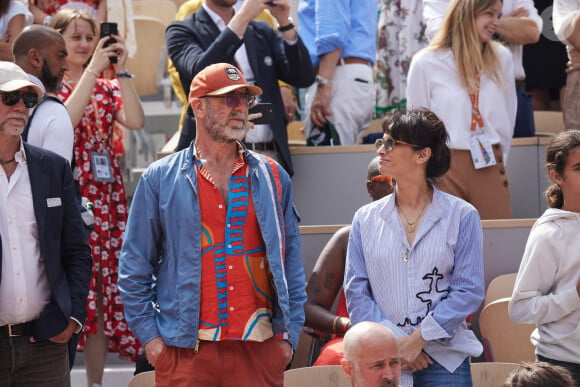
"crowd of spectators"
1,0,579,386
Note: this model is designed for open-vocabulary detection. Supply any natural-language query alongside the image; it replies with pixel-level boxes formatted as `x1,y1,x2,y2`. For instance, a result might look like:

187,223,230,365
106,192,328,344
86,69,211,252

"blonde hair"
429,0,503,93
51,9,96,36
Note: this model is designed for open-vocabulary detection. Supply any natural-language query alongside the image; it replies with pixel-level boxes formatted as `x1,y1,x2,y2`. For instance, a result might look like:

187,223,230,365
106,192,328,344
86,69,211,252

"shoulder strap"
263,155,282,205
22,95,63,142
22,95,78,171
260,154,286,261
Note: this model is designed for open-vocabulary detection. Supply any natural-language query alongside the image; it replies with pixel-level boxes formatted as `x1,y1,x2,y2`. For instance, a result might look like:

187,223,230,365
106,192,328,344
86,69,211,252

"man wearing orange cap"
119,63,307,386
166,0,315,176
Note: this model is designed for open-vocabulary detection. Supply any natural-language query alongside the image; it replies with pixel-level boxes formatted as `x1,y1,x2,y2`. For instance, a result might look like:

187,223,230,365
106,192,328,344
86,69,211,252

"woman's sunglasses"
375,137,416,152
0,91,40,108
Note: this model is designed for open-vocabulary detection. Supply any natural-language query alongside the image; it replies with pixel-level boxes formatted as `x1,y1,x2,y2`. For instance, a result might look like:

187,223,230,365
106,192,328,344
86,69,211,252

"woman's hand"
397,329,428,369
86,36,115,75
108,34,130,73
407,352,433,372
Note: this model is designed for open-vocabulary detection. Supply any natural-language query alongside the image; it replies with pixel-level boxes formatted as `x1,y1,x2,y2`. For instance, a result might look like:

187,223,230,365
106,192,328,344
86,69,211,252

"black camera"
100,22,118,64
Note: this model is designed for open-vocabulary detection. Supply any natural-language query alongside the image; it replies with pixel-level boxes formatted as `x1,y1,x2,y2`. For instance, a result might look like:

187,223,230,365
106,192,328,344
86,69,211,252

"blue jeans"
413,357,472,386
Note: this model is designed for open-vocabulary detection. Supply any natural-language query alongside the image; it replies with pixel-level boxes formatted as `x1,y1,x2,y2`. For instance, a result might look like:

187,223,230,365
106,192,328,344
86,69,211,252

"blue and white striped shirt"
344,188,484,385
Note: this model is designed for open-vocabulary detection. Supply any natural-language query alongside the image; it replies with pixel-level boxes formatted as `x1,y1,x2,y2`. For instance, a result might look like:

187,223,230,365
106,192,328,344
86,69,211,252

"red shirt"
196,149,274,342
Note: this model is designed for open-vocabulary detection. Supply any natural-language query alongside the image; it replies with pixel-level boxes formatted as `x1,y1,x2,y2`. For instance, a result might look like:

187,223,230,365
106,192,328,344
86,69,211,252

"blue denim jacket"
118,144,306,349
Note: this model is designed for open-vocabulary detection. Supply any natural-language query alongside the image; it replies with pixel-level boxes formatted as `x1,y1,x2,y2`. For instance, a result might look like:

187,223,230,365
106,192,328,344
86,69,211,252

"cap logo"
225,67,241,81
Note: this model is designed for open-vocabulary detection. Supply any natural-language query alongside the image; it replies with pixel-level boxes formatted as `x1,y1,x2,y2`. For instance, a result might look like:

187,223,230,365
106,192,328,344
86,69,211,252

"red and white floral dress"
33,0,100,18
58,73,141,361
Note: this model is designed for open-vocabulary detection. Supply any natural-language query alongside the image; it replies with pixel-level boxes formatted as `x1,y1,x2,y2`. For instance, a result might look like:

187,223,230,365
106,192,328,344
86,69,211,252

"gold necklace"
397,194,431,233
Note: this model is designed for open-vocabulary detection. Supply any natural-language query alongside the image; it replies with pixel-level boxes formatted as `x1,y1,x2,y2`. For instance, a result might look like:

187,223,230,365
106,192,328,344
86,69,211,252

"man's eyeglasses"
375,137,416,152
0,91,39,108
208,94,256,108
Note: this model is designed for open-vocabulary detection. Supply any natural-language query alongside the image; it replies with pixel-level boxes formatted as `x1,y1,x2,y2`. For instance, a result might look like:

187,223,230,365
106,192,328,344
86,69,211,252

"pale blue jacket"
118,144,306,349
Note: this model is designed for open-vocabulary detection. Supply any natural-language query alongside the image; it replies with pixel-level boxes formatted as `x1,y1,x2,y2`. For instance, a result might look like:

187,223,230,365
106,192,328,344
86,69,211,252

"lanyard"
88,97,106,141
469,75,484,132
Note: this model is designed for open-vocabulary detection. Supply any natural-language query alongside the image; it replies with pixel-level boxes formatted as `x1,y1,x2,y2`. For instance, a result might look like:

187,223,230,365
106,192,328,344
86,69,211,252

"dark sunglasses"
208,94,256,108
375,137,417,152
0,91,39,108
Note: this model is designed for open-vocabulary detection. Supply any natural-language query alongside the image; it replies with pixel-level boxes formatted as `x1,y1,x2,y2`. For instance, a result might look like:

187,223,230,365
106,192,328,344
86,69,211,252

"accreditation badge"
90,152,114,182
469,134,496,169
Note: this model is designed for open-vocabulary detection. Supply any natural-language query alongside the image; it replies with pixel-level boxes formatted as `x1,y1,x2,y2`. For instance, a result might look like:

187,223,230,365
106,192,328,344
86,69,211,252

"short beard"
208,0,236,7
41,60,62,92
203,100,245,143
0,122,25,137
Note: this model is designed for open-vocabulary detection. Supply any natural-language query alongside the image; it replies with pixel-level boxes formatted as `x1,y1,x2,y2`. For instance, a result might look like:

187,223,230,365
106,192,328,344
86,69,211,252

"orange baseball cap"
188,63,262,102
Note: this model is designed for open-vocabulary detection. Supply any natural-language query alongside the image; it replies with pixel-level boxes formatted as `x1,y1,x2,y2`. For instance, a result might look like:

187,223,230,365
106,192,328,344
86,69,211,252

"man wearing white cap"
119,63,306,387
0,61,92,386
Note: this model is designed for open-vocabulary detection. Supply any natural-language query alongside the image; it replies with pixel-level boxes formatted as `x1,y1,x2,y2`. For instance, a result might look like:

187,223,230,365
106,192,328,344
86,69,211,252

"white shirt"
423,0,542,80
202,3,273,143
407,46,517,163
553,0,580,53
0,142,51,325
26,74,75,163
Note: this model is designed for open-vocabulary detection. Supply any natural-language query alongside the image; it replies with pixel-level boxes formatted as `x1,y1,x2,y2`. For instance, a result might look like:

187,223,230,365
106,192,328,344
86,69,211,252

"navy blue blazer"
0,143,92,340
166,8,315,176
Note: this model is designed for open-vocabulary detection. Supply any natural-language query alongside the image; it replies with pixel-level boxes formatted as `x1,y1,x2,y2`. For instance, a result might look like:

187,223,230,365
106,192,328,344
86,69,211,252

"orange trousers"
154,337,288,387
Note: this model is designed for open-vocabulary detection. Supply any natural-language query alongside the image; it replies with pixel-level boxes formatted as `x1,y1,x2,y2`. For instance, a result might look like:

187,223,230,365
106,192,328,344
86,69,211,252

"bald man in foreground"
341,322,402,387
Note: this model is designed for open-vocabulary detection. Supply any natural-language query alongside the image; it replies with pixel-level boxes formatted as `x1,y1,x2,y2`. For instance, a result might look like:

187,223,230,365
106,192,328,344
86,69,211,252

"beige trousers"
436,145,512,220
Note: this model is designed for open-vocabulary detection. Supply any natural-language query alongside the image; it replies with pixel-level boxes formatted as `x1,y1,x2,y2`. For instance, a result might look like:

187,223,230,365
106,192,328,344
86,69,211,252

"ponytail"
545,184,564,209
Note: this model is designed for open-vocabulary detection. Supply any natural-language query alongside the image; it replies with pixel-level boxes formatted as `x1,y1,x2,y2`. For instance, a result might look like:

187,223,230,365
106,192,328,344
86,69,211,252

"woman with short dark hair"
344,108,485,386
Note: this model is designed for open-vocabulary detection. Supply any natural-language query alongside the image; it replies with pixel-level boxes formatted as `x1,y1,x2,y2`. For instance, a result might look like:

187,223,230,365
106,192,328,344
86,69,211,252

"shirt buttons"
229,286,234,291
218,204,223,209
229,306,234,312
228,265,233,270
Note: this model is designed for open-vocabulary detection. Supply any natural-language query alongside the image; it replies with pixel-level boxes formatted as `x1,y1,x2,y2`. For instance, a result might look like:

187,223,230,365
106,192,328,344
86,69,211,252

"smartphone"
249,103,274,125
100,22,118,64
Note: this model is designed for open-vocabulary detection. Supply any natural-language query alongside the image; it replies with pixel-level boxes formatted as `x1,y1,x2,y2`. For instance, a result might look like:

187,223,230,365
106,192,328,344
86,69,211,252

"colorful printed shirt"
196,147,274,342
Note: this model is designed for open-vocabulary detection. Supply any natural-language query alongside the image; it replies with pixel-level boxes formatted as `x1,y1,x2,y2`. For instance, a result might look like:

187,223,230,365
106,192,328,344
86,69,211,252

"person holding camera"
50,8,144,387
166,0,315,176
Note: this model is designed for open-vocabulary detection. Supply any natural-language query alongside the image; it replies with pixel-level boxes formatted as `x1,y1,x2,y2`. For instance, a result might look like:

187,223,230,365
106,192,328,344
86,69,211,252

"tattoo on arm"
323,273,336,291
313,285,322,297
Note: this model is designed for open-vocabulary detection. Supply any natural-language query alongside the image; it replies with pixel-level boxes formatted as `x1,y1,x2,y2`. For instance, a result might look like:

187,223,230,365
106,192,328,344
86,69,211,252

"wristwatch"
315,75,332,86
277,17,295,32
